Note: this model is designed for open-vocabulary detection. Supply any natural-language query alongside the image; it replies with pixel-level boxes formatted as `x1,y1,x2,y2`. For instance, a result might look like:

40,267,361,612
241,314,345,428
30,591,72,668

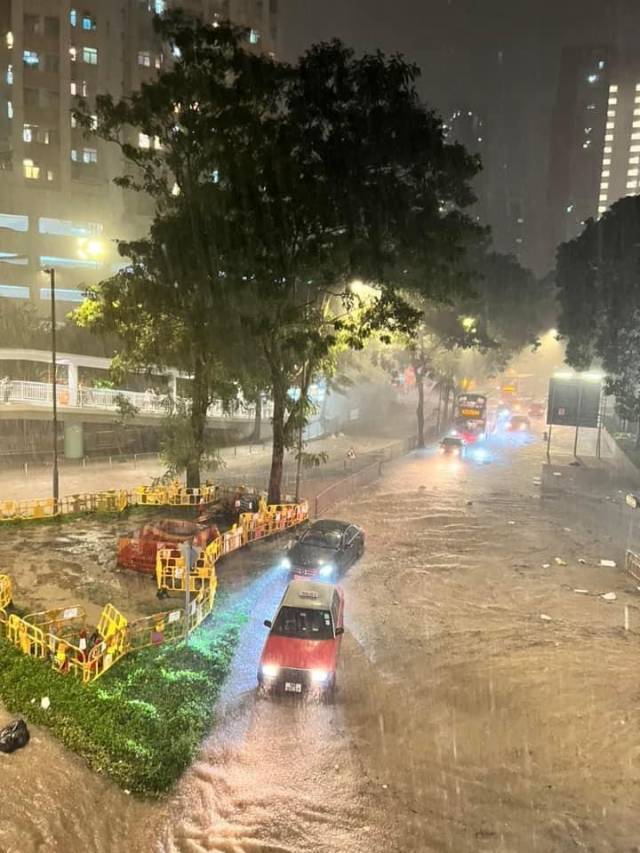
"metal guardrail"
314,434,420,515
2,379,273,421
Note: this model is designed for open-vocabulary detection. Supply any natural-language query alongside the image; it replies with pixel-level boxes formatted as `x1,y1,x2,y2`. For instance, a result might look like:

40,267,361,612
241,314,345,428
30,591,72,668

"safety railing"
4,379,271,422
0,481,216,522
626,549,640,584
0,574,12,617
0,483,308,683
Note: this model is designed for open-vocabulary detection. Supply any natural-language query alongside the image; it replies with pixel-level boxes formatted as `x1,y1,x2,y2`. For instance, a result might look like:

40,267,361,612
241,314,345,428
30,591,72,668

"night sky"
281,0,627,273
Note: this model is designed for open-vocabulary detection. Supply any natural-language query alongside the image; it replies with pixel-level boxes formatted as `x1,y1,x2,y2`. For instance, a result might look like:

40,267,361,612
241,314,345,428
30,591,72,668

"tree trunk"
435,384,442,431
249,395,262,443
268,382,286,505
416,373,425,448
442,386,450,424
186,361,208,489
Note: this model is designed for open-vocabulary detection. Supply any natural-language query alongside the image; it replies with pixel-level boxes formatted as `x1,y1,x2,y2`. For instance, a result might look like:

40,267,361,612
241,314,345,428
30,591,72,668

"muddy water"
2,427,640,851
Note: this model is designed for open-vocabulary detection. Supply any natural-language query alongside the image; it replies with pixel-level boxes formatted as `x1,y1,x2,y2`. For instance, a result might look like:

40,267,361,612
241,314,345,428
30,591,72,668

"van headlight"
280,556,291,569
319,564,335,577
311,669,329,684
261,664,280,679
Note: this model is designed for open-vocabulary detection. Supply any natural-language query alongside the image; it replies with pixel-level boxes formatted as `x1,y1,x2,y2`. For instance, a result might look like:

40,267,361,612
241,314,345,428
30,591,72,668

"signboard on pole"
546,376,602,428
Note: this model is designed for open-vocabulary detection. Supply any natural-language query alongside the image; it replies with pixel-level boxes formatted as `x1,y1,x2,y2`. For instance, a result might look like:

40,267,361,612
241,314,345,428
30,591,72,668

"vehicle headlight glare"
262,663,280,678
311,668,329,683
280,557,291,569
319,564,335,577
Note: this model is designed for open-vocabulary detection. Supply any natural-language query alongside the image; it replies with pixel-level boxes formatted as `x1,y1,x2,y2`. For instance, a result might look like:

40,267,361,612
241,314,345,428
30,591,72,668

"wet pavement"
2,425,640,852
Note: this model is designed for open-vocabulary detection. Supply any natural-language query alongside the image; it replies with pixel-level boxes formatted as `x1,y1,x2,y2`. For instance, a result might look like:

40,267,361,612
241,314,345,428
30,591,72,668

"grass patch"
0,604,246,795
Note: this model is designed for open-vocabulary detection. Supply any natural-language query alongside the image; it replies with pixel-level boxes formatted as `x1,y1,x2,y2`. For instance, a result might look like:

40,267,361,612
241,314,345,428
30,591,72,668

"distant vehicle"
258,579,345,693
528,402,545,419
507,414,531,432
453,392,488,443
439,436,465,456
283,519,364,579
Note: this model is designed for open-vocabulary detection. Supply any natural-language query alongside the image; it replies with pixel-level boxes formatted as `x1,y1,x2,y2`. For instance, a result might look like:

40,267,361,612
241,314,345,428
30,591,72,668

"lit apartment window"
0,285,30,299
6,32,14,49
23,50,39,67
83,47,98,65
138,132,151,148
70,9,77,27
46,169,54,182
154,54,163,69
154,0,166,12
71,149,78,161
23,159,40,179
601,170,610,178
71,114,77,128
90,114,97,130
23,124,34,142
40,288,85,302
610,84,619,93
0,213,29,232
7,101,13,119
608,97,618,106
70,80,88,97
70,47,77,62
82,15,96,31
138,51,151,67
39,217,102,237
6,64,13,85
249,29,261,44
82,147,97,163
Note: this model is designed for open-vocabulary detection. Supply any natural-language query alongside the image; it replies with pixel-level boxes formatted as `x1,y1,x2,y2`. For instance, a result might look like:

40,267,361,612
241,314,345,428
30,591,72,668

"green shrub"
0,607,246,795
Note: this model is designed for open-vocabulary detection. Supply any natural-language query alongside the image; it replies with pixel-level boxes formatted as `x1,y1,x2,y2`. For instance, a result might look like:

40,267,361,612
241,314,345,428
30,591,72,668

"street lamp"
42,267,59,504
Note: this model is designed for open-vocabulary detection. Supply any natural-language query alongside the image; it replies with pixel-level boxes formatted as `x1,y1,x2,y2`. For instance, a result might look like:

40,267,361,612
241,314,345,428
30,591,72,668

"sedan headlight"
319,564,335,577
261,663,280,678
311,668,329,684
280,556,291,569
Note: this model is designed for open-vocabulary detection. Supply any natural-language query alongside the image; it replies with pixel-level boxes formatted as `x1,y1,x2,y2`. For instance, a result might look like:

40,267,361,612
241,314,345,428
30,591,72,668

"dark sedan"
282,519,365,580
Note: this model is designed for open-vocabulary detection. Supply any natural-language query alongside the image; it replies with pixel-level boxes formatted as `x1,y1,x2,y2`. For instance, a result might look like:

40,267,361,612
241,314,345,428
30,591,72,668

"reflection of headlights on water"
311,668,329,684
319,564,335,577
262,664,280,679
471,448,489,462
280,557,291,569
520,424,527,431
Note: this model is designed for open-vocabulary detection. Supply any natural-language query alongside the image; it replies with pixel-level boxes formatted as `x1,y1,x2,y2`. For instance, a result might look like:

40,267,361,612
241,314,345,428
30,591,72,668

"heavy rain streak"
1,2,640,852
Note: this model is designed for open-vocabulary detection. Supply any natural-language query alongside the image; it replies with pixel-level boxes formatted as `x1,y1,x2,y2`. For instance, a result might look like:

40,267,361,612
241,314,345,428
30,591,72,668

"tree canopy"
556,196,640,421
75,11,482,498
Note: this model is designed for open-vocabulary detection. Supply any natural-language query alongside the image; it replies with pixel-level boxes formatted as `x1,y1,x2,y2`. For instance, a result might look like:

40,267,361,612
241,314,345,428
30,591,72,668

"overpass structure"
0,348,270,459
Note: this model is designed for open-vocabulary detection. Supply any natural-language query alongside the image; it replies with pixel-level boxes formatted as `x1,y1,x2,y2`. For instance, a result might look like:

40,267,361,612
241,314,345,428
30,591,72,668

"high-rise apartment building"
547,45,611,252
0,0,279,307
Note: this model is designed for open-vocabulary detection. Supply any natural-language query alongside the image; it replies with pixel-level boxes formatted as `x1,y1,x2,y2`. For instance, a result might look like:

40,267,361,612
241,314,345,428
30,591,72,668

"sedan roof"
309,519,350,532
282,579,337,609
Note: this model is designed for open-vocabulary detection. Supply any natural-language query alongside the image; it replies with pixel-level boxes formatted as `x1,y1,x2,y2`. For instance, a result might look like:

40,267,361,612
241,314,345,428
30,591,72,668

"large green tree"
557,196,640,426
76,12,481,500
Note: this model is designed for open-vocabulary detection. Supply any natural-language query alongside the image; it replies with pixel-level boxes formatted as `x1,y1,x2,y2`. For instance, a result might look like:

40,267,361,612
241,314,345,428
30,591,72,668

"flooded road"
2,426,640,851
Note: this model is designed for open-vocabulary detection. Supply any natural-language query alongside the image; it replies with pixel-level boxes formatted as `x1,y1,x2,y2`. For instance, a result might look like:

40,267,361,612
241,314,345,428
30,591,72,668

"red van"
258,579,345,693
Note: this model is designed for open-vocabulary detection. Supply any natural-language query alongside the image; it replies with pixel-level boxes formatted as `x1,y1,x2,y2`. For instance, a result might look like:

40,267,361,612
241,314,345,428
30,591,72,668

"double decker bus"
452,393,488,443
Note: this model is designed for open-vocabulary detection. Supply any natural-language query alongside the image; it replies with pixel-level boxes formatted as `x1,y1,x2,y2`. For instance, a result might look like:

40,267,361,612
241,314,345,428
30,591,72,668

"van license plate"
285,682,302,693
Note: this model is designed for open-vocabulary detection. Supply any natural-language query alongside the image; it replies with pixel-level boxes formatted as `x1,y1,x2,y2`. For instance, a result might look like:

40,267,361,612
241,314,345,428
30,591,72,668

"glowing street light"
461,316,476,332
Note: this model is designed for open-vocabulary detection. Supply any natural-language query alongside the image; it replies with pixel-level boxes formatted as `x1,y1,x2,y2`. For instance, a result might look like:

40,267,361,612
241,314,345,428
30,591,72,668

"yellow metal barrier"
0,574,11,614
0,483,307,683
6,614,47,659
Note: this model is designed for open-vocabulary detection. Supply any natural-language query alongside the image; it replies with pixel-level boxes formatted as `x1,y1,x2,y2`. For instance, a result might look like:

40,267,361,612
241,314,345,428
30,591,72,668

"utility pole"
46,268,59,505
295,363,305,503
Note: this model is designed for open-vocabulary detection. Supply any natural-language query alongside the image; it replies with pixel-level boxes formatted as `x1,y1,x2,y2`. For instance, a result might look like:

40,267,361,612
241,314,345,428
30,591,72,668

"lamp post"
44,267,59,504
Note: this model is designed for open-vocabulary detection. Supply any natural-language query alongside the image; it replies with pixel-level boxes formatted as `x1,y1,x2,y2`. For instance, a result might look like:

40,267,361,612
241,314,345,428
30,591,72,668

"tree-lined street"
2,427,640,852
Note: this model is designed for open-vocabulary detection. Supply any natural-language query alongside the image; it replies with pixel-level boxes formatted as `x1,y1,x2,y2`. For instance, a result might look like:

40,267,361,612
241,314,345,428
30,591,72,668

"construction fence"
0,487,308,685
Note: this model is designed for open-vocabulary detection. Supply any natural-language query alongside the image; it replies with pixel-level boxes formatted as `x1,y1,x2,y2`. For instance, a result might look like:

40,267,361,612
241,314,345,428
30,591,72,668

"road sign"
547,376,602,428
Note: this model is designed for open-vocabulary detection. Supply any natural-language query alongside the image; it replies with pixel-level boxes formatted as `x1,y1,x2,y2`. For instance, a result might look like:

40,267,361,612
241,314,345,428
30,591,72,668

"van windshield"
272,606,334,640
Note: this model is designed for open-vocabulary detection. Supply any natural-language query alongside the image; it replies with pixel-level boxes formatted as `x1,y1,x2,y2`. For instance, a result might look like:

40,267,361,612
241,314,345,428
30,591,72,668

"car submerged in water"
282,519,365,580
439,436,465,456
258,579,345,694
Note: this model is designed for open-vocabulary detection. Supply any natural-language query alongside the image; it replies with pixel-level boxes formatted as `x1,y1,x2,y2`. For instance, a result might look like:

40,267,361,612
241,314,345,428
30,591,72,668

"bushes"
0,607,245,795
